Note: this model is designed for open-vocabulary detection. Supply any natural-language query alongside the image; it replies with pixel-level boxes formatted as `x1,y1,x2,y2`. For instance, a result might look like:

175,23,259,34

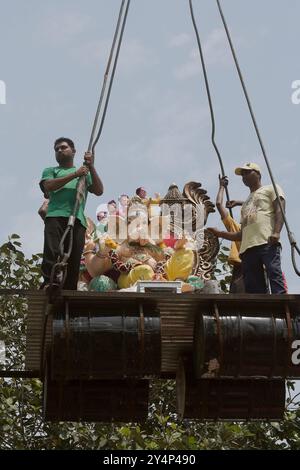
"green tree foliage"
212,244,232,293
0,235,299,449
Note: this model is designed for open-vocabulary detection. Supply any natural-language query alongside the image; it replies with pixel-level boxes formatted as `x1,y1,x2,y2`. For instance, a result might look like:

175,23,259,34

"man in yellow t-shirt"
209,163,286,294
216,176,244,293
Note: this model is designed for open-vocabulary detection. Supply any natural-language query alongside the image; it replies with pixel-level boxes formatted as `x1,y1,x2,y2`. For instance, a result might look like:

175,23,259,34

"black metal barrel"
194,305,300,379
176,359,285,420
51,310,161,380
43,377,149,422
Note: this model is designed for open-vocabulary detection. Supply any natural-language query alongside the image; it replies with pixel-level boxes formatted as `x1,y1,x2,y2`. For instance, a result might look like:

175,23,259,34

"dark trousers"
229,263,245,293
240,243,286,294
41,217,86,290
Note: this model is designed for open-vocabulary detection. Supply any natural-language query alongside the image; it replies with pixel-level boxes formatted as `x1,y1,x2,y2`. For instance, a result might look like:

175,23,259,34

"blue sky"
1,0,300,293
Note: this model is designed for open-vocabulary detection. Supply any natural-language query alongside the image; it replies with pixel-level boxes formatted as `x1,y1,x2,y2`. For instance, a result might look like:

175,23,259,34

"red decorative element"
163,232,177,248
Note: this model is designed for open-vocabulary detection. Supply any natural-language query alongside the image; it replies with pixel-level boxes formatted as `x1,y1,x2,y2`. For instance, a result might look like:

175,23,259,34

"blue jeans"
240,243,286,294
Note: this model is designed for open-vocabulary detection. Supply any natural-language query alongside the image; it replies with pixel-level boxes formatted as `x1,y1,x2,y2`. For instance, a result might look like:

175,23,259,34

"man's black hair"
136,187,146,195
54,137,75,150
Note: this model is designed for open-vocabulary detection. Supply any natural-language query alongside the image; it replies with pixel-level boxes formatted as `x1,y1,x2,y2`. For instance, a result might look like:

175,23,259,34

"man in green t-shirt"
40,137,103,290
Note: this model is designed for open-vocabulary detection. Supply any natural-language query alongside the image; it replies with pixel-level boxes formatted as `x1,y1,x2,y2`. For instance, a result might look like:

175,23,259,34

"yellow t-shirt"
222,214,241,265
240,184,285,255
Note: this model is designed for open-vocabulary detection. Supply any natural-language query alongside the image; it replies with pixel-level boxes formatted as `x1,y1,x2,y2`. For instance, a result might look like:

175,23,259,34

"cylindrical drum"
51,311,161,379
43,376,149,422
194,309,300,379
177,359,285,420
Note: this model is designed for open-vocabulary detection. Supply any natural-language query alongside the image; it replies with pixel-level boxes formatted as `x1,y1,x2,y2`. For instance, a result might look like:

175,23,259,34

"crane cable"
215,0,300,277
189,0,233,217
48,0,131,298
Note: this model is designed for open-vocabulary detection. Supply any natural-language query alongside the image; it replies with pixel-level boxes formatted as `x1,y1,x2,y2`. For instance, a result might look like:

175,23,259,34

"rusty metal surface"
51,310,161,380
3,289,296,422
0,290,49,378
176,357,286,420
179,377,286,420
13,290,300,379
194,305,300,379
25,291,52,373
43,376,149,422
158,298,196,373
57,291,300,376
0,370,39,378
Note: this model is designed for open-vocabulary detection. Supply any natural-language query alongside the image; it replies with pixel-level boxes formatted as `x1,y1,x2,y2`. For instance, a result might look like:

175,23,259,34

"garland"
108,249,169,276
109,250,133,273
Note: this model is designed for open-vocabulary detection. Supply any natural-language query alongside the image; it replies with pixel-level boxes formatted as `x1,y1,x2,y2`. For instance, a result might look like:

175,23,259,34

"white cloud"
153,96,208,135
203,28,230,66
168,33,191,48
71,38,158,73
118,95,210,185
118,39,158,73
91,89,214,201
173,48,200,80
37,12,92,46
174,28,231,80
11,212,44,257
70,38,110,66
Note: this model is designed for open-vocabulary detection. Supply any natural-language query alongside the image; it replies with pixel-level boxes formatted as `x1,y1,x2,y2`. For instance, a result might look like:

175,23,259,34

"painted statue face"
119,195,129,206
127,202,149,241
97,211,107,222
107,202,117,214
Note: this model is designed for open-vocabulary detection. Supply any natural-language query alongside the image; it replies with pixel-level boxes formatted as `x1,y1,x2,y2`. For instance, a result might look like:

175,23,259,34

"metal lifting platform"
1,290,299,422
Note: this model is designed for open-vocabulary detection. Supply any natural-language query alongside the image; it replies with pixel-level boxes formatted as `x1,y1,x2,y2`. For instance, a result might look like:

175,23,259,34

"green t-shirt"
40,166,92,228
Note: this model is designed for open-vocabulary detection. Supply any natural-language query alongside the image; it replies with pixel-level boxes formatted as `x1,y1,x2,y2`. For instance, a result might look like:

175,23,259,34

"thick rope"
215,0,300,276
189,0,233,217
49,0,131,293
87,0,127,152
91,0,131,153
